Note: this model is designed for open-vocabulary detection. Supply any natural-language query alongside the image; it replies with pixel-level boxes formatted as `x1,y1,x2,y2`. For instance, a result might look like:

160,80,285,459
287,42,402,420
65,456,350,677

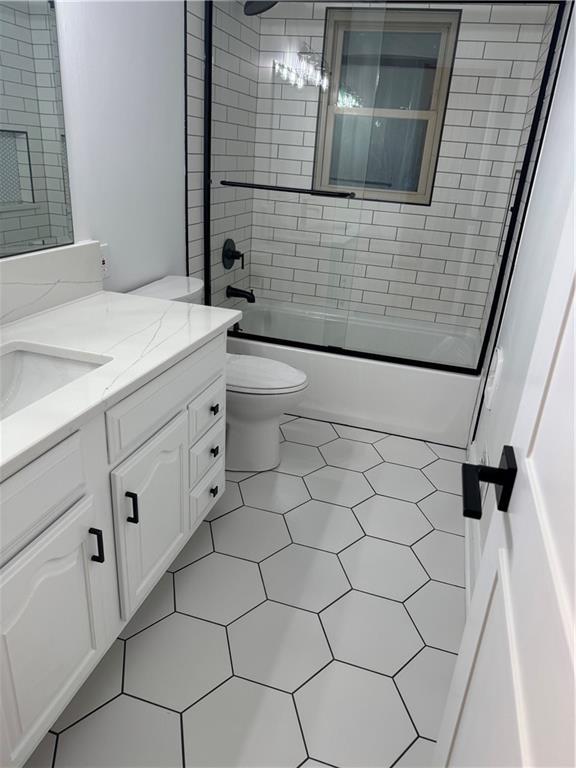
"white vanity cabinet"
0,330,230,767
0,495,114,767
111,412,188,618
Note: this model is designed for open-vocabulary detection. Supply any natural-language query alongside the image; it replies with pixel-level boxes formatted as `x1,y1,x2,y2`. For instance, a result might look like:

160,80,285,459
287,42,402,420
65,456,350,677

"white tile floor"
27,417,467,768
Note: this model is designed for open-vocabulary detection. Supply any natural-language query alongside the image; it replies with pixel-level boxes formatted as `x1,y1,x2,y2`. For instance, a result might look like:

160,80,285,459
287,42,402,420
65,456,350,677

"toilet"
130,275,204,303
130,276,308,472
226,354,308,472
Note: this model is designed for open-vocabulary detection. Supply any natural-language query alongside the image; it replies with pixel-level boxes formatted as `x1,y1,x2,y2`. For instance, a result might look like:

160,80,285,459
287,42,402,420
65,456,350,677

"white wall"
56,0,186,292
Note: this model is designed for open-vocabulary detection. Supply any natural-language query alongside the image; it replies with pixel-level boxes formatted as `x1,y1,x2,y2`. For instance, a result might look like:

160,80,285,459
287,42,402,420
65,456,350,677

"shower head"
244,1,278,15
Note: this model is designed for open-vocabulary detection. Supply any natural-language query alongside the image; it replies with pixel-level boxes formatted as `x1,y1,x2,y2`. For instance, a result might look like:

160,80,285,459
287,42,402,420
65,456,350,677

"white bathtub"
236,300,481,369
229,301,481,447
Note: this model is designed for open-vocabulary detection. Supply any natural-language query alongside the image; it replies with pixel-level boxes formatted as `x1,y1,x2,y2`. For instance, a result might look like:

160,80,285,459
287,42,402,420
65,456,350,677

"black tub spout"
226,286,255,303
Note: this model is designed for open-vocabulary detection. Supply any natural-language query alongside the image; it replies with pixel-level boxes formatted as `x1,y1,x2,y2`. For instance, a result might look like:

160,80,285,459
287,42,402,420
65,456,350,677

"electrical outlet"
100,243,110,275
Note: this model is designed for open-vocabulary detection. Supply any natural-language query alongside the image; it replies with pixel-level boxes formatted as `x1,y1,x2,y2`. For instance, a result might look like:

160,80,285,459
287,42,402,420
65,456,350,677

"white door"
435,156,574,766
0,496,109,767
111,412,188,618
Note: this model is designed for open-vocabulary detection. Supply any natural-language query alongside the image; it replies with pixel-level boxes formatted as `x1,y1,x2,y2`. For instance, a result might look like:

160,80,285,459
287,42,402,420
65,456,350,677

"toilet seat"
226,354,308,395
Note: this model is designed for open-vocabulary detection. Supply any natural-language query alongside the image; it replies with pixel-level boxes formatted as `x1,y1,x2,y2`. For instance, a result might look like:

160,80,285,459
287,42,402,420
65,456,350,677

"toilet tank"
130,276,204,304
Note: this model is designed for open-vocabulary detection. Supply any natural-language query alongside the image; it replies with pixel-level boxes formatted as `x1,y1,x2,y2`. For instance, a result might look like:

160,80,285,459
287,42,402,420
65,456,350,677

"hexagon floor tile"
320,438,382,471
406,581,466,654
340,537,428,600
306,465,373,507
395,647,457,740
229,601,331,691
261,544,349,611
286,499,363,552
276,441,325,475
419,491,465,536
47,422,466,768
124,613,231,710
206,480,243,520
53,695,181,768
423,459,462,494
240,471,310,513
212,506,290,561
53,640,124,732
375,435,437,468
365,462,435,502
175,552,265,624
295,662,416,768
281,417,338,446
182,678,306,767
119,572,174,639
167,522,213,572
322,591,423,675
413,530,465,587
354,495,433,545
395,738,437,767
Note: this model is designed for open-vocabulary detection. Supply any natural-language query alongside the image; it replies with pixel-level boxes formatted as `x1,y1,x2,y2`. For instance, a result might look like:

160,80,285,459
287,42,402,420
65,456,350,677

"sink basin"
0,343,111,420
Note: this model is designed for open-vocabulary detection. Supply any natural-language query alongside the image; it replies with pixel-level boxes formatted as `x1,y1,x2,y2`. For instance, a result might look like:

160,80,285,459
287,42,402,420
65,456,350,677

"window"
313,9,460,205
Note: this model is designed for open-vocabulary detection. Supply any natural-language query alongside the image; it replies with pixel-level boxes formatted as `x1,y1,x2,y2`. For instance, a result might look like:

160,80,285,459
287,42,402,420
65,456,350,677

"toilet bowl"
128,277,307,472
226,354,308,472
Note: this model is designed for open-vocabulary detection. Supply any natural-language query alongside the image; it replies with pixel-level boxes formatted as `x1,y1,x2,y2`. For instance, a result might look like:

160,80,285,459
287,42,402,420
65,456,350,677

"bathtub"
228,301,481,447
236,300,481,368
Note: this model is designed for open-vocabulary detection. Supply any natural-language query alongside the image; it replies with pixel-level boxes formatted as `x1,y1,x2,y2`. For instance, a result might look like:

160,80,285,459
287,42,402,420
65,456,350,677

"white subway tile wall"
0,1,72,256
187,1,554,336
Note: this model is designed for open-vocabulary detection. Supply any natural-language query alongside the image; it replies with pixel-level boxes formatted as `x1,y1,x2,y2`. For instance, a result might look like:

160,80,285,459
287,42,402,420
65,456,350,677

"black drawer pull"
462,445,517,520
210,445,220,458
125,491,139,524
210,486,219,497
89,528,105,563
210,403,220,416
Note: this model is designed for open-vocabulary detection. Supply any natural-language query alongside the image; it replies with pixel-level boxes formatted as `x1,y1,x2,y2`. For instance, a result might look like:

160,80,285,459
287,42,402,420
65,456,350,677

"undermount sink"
0,343,111,420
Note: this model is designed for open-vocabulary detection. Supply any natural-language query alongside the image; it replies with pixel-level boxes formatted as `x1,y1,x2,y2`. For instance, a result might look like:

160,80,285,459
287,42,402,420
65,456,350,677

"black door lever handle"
462,445,517,519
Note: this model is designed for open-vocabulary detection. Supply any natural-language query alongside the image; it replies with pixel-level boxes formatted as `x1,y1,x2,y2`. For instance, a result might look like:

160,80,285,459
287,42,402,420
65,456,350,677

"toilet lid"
227,354,308,394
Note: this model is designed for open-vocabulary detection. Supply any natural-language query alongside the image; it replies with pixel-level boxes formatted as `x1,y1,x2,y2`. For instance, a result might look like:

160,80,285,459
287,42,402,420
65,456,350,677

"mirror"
0,0,73,258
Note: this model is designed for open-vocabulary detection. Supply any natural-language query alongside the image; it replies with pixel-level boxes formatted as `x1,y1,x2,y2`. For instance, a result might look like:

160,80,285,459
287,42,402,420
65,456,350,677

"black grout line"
291,690,310,760
123,692,181,714
120,610,175,642
50,731,59,768
179,713,186,768
179,676,233,715
393,677,421,739
389,736,420,768
54,693,124,735
121,638,127,692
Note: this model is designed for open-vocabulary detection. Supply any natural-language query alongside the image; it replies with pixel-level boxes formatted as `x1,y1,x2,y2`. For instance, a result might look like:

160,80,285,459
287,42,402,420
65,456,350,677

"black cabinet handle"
462,445,517,520
210,403,220,416
210,445,220,458
125,491,139,524
210,486,219,497
89,528,105,563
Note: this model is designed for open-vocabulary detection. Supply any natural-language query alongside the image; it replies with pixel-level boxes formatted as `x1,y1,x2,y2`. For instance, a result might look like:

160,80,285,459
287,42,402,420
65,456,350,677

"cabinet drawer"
106,334,225,463
190,459,225,529
0,435,85,568
189,421,226,489
188,376,226,444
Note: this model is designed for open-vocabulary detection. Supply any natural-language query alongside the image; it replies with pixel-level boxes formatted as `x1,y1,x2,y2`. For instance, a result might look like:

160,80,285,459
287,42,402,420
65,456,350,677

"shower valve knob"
222,239,245,270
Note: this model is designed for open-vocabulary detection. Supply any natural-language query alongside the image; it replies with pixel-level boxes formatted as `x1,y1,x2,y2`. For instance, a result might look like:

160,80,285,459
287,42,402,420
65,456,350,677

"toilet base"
226,413,282,472
225,387,307,472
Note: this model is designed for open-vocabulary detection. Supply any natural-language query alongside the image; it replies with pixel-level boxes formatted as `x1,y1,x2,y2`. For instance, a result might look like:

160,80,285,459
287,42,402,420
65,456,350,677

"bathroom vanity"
0,291,240,767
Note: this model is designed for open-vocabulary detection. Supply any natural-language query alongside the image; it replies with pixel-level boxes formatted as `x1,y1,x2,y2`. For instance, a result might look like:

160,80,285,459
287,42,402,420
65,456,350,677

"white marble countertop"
0,291,241,479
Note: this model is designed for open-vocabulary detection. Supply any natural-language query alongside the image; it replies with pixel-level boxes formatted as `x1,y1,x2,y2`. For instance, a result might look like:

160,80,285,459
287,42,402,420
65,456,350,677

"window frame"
313,8,461,205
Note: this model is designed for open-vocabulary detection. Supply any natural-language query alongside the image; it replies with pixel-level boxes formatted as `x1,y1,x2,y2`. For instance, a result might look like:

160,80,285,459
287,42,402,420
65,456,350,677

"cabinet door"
0,496,108,767
111,412,188,618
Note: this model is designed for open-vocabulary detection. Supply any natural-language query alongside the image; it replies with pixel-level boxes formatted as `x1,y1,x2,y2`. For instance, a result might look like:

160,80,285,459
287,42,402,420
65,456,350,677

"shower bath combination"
206,0,566,377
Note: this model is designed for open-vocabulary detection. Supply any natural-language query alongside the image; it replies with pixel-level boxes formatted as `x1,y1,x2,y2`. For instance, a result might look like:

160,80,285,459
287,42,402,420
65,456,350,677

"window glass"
330,115,428,191
339,30,441,110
